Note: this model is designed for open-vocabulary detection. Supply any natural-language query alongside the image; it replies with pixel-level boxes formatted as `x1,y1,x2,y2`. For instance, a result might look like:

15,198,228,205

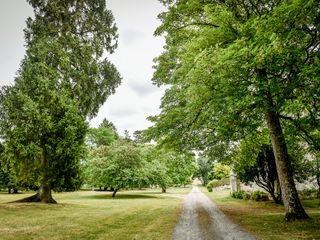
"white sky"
0,0,165,137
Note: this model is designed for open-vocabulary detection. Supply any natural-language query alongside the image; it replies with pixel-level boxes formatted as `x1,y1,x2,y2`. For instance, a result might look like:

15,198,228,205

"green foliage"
231,190,268,201
87,126,116,148
0,0,121,198
250,190,269,201
298,189,319,200
167,151,197,186
231,191,250,200
149,0,320,156
236,143,281,203
140,145,197,190
139,145,171,191
194,157,212,186
99,118,119,138
85,140,144,194
24,0,122,118
148,0,320,219
208,163,231,181
206,178,229,192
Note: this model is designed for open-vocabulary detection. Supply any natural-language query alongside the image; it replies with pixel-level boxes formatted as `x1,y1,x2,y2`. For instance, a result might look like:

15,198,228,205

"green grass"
203,187,320,240
0,187,191,240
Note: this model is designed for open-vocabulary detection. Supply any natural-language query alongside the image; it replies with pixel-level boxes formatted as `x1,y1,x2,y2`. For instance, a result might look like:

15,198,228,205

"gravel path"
172,186,256,240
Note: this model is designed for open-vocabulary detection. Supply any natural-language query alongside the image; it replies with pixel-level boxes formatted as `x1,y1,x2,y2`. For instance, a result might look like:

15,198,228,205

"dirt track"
172,186,256,240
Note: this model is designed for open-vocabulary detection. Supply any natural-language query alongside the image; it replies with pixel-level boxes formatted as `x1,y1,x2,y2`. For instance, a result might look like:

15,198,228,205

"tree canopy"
86,139,144,197
145,0,320,220
0,0,121,203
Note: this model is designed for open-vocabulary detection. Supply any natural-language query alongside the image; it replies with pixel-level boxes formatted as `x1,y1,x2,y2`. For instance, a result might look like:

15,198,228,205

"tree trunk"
112,188,119,198
38,184,56,203
265,96,308,221
38,147,56,203
162,187,166,193
11,147,57,204
316,159,320,198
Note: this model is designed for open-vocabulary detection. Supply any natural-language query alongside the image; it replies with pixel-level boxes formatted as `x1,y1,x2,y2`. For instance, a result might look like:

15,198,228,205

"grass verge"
0,187,191,240
202,187,320,240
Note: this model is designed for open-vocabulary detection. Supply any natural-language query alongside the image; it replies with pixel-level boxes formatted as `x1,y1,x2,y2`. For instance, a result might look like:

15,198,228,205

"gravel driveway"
172,186,256,240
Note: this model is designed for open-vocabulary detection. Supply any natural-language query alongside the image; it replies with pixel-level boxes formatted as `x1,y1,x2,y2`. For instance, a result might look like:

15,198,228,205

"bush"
206,180,218,192
299,189,318,200
231,190,268,201
250,190,269,201
206,178,229,192
231,190,250,199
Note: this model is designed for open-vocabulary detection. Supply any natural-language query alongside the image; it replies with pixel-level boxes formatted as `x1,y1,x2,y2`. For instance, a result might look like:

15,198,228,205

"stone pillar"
230,169,240,193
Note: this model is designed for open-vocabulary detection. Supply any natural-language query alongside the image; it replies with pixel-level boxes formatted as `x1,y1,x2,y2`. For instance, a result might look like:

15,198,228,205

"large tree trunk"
265,96,308,221
11,148,57,204
38,147,56,203
38,184,56,203
13,186,56,204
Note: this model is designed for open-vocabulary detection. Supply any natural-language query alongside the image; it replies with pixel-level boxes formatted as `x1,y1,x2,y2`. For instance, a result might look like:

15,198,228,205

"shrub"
206,178,229,192
231,190,250,199
298,189,318,200
231,190,268,201
206,180,218,192
250,190,269,201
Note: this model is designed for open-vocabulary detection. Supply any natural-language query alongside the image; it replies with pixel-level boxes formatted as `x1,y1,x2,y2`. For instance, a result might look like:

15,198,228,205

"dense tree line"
84,124,197,197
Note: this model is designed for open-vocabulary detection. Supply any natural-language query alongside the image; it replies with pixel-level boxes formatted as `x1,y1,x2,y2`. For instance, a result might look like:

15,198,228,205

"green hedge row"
231,190,269,201
206,178,229,192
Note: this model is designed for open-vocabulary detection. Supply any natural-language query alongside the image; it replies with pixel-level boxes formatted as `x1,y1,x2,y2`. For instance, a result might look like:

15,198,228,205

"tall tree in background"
0,0,121,203
147,0,319,220
99,118,119,138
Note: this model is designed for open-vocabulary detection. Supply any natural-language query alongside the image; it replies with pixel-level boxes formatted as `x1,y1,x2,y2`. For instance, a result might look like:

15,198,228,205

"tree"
99,118,119,138
164,150,197,187
0,0,121,203
140,144,196,192
147,0,317,220
86,126,116,148
209,163,230,181
139,145,170,192
0,144,17,193
86,140,144,197
123,130,131,142
194,157,212,186
237,145,282,204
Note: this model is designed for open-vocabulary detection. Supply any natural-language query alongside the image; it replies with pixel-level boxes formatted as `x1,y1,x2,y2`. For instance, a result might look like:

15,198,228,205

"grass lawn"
203,187,320,240
0,187,191,240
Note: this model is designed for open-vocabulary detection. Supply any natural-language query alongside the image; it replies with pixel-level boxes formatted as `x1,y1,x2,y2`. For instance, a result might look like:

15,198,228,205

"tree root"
284,211,309,222
9,193,57,204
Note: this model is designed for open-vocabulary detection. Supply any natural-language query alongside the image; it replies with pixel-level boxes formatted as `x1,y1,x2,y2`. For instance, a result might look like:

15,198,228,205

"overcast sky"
0,0,165,137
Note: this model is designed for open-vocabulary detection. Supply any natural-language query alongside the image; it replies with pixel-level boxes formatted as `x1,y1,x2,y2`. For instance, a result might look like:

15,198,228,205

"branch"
173,21,219,31
279,114,320,150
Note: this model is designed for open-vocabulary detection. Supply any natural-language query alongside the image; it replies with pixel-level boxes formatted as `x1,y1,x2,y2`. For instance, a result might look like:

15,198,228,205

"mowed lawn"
0,187,190,240
204,187,320,240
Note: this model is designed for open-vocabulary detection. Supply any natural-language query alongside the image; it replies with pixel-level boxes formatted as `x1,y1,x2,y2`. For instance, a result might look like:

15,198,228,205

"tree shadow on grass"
81,193,159,200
